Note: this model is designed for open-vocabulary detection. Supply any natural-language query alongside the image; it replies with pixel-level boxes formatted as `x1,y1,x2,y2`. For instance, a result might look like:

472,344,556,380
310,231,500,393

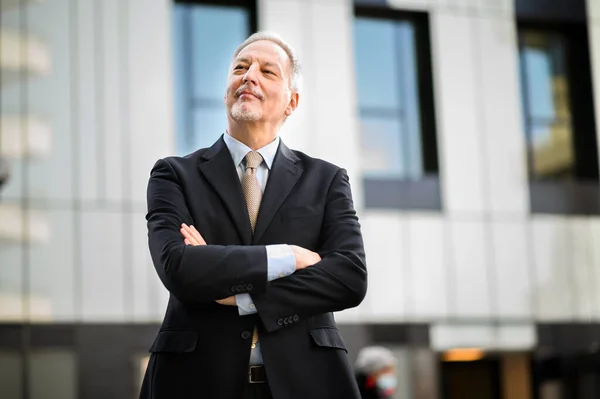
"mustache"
235,86,263,100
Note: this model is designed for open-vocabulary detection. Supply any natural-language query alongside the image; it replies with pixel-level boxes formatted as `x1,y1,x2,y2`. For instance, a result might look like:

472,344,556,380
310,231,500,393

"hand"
180,223,206,246
180,224,236,306
216,296,237,306
289,245,321,270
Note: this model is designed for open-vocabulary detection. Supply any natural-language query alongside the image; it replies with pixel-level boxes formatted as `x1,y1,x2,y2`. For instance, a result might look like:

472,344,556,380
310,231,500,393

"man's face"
225,40,296,125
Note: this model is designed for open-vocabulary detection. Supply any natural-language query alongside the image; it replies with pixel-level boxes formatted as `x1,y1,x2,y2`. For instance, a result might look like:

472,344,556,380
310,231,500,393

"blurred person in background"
140,31,367,399
355,346,398,399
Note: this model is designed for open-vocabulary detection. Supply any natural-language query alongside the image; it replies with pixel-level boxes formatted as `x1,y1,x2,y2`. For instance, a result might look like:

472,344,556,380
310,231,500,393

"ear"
284,92,300,116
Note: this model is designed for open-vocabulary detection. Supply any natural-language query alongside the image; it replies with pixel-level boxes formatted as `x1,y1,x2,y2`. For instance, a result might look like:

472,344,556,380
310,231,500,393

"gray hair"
231,31,302,93
355,346,397,375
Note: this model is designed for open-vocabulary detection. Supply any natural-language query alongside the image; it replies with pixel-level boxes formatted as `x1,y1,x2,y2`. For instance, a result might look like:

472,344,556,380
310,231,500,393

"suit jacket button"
241,331,251,340
247,284,253,291
283,318,289,325
293,314,299,322
277,318,284,326
231,285,238,293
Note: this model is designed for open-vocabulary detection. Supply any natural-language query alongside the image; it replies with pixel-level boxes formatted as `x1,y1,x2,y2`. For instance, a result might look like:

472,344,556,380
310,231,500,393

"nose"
242,63,259,85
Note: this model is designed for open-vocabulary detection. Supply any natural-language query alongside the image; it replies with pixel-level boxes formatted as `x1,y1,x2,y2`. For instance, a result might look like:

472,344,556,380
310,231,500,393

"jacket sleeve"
146,158,268,305
251,168,368,332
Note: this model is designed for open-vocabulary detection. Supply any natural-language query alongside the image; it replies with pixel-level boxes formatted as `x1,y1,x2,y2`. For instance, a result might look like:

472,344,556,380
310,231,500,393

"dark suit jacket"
139,136,367,399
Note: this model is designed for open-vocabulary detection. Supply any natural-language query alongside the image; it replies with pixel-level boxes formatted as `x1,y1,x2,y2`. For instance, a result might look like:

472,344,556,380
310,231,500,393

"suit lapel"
253,141,303,244
197,136,253,245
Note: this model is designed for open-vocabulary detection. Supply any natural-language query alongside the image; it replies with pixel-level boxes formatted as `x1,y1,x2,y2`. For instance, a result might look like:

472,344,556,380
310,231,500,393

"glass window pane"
520,32,571,122
29,350,77,399
354,18,401,110
191,107,227,150
360,116,406,178
173,4,249,155
29,208,74,321
0,352,22,399
396,23,423,179
530,121,575,178
190,5,249,100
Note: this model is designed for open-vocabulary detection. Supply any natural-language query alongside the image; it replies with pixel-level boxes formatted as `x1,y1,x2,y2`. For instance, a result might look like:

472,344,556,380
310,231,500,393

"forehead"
235,40,291,69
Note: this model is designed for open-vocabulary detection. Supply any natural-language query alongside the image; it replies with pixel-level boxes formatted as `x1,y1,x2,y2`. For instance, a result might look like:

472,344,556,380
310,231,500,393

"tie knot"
245,151,263,170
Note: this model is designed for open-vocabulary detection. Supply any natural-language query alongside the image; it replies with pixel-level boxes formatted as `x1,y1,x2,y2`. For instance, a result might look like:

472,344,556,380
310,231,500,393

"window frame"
517,19,600,215
354,5,441,211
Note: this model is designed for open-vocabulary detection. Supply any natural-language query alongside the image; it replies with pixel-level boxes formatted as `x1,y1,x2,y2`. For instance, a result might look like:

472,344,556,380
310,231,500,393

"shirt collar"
223,132,280,170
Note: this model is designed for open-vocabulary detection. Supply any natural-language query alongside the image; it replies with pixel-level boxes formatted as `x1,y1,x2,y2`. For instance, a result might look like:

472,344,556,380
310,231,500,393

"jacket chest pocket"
309,328,347,352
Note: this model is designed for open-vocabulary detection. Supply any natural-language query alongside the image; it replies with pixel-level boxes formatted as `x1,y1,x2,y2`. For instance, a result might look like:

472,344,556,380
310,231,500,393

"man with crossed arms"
140,31,367,399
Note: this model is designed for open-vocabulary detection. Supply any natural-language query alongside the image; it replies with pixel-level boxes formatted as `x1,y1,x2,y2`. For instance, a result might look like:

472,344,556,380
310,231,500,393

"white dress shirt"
222,132,296,365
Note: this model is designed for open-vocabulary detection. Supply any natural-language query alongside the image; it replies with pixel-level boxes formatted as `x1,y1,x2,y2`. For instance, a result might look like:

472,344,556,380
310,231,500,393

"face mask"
376,374,397,396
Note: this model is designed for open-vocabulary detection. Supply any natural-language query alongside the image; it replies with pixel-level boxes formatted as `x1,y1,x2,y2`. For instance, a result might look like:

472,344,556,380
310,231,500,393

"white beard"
231,102,262,121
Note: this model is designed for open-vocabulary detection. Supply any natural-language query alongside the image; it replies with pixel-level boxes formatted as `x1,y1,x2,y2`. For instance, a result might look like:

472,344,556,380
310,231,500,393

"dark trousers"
242,382,273,399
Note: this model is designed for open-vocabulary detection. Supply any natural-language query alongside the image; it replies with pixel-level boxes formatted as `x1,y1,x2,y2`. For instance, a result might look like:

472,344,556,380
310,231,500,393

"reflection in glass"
354,19,401,110
173,4,250,155
360,116,405,176
0,352,22,399
192,107,228,150
29,351,77,399
354,17,423,179
190,6,248,101
519,31,574,179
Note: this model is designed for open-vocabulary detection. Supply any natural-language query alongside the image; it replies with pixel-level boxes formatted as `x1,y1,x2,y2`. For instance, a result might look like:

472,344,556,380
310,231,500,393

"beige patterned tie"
242,151,263,348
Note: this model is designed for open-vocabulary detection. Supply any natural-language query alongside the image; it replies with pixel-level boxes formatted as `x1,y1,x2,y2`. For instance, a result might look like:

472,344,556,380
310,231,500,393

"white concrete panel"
74,0,99,202
258,0,312,155
431,324,494,350
128,0,175,203
101,0,125,203
475,0,513,13
26,0,74,202
588,0,600,21
567,218,595,320
491,219,532,318
28,209,75,321
360,211,407,320
387,0,432,11
589,218,600,319
431,323,535,350
475,16,528,215
449,219,491,317
309,1,362,208
131,211,154,321
408,214,448,320
496,324,536,350
432,12,486,214
81,210,126,321
531,216,573,320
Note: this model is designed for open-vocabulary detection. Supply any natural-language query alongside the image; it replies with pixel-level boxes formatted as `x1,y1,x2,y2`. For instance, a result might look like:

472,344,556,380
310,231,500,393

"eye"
263,70,274,75
234,65,246,71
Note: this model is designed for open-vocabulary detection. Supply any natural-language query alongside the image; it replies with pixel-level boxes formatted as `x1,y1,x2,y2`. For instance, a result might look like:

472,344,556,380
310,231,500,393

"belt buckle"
248,365,266,384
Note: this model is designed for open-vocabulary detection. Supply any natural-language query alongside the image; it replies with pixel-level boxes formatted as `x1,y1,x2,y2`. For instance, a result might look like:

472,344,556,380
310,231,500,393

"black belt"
248,365,267,384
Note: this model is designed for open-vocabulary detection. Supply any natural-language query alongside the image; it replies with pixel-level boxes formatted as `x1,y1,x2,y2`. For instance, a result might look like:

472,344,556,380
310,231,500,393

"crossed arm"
179,223,321,307
147,158,367,330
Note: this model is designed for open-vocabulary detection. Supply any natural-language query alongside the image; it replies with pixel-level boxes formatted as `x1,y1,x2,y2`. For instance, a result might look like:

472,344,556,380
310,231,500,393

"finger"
189,225,206,244
180,227,199,245
184,238,190,245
